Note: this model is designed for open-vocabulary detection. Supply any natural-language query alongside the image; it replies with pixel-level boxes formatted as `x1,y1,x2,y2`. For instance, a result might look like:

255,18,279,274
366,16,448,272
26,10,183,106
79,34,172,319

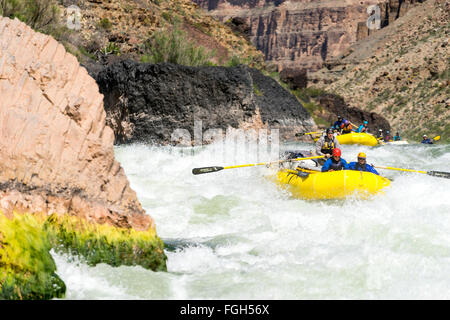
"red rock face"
193,0,426,71
0,17,153,231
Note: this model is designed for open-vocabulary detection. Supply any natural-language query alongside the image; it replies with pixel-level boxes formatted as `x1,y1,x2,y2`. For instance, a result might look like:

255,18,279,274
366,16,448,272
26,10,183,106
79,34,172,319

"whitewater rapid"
53,141,450,299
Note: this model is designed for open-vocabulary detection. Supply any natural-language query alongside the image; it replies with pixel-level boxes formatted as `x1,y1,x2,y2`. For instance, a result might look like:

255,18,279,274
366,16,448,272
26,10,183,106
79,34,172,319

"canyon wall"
193,0,426,71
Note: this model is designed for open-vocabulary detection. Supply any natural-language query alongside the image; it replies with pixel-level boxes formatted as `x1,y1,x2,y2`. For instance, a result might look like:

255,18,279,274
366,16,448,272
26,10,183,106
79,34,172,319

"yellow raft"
336,132,379,146
275,168,391,200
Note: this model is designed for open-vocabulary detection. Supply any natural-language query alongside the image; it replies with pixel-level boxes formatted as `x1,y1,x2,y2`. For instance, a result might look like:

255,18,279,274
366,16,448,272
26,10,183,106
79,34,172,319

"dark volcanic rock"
279,68,307,90
317,94,390,133
95,60,316,144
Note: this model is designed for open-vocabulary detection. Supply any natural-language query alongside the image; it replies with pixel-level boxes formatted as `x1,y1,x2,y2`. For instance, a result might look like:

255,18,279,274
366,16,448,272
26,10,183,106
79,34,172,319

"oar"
374,165,450,179
295,131,322,137
433,135,441,141
192,156,325,175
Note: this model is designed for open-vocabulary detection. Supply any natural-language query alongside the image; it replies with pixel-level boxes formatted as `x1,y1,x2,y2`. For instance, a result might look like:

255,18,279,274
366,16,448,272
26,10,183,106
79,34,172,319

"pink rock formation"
0,17,152,231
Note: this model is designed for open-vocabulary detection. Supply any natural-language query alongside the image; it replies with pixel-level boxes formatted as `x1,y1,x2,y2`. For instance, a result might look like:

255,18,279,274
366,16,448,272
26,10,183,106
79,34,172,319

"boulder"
95,60,316,144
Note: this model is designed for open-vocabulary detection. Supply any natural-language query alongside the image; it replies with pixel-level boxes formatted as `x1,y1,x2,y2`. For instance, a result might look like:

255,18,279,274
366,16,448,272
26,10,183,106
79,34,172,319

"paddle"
192,156,325,175
433,135,441,141
295,131,321,137
374,165,450,179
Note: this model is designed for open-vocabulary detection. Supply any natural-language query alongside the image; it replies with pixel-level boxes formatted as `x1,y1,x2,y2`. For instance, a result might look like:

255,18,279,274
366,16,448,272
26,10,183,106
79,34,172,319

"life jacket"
341,123,352,134
320,137,335,155
329,158,345,171
384,135,391,142
354,162,367,172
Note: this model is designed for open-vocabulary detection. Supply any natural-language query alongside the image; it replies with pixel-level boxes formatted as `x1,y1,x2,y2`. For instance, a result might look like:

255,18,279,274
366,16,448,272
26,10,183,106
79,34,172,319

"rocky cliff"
94,60,316,144
51,0,265,72
0,17,166,299
193,0,427,72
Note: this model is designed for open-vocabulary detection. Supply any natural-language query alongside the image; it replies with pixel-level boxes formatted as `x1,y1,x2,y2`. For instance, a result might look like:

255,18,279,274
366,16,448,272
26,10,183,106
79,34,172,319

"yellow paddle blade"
433,136,441,141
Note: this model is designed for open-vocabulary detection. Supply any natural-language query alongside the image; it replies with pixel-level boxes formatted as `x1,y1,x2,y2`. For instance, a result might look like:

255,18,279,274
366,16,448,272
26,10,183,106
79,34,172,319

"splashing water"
54,141,450,299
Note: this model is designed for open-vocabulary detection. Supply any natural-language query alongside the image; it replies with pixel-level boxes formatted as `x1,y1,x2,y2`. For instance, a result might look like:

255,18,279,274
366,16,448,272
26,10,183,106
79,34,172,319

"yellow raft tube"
275,168,391,200
336,132,379,146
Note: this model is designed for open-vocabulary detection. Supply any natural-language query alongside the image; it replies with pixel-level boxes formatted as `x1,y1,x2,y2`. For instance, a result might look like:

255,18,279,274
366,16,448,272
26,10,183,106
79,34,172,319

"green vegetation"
141,26,216,66
0,211,167,300
253,83,263,96
44,214,167,272
101,42,121,56
97,17,112,30
0,0,59,32
0,213,65,300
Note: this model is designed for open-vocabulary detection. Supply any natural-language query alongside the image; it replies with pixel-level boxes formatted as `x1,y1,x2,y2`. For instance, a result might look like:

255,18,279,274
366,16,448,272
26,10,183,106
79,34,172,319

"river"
53,140,450,299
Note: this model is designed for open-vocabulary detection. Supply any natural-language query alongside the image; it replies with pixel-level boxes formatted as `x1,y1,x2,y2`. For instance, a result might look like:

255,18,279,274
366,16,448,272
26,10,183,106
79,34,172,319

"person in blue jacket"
393,132,401,141
357,121,369,133
421,135,434,144
321,148,349,172
348,152,379,175
332,115,345,132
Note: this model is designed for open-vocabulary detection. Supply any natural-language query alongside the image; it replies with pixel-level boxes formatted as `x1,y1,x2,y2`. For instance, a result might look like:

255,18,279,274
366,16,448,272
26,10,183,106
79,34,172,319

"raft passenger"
321,148,349,172
421,135,434,144
314,128,341,165
340,120,353,134
348,152,379,175
357,121,369,133
332,116,345,133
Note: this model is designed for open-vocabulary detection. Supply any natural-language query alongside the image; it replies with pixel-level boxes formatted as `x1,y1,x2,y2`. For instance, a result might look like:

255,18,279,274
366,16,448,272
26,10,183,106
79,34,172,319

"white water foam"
53,141,450,299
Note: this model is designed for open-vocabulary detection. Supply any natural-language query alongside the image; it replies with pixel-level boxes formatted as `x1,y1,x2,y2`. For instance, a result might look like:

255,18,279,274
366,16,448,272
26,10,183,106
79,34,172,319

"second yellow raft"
336,132,379,146
275,169,391,200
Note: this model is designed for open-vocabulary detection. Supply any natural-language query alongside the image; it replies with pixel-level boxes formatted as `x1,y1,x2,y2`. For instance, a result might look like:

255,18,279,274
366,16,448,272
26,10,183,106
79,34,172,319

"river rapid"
53,140,450,299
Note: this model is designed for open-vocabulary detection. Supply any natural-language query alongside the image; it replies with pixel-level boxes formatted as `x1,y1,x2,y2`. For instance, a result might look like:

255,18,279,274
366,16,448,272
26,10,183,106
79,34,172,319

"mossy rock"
0,213,66,300
43,214,167,272
0,211,167,300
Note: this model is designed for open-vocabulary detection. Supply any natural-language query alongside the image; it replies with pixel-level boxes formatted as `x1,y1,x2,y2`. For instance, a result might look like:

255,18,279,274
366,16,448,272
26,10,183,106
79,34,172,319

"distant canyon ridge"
193,0,426,71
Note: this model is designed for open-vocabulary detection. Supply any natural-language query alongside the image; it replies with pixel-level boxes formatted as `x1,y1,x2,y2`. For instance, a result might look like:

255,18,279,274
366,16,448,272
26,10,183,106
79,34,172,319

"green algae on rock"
44,214,167,272
0,213,66,300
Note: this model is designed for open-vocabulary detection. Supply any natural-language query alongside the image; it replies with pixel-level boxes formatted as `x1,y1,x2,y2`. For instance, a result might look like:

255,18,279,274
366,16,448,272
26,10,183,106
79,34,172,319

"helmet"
379,129,382,131
364,121,368,125
423,134,427,138
344,120,349,125
387,131,390,134
357,152,366,159
326,128,333,134
332,148,341,157
338,115,342,120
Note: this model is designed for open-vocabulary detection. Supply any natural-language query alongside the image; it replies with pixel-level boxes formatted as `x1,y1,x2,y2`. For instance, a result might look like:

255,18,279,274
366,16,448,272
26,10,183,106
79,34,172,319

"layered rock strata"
94,60,316,144
193,0,427,71
0,17,166,299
